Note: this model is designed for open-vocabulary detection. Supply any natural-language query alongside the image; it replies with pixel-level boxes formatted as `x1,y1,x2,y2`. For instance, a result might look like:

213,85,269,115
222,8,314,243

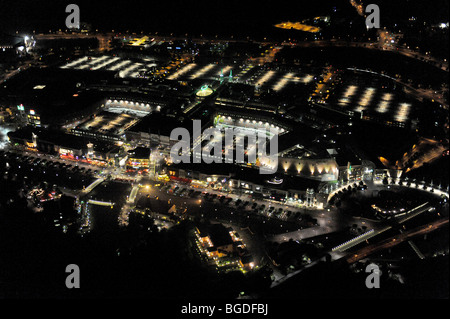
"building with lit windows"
15,104,42,127
0,33,34,61
126,147,151,169
194,223,254,273
8,126,122,166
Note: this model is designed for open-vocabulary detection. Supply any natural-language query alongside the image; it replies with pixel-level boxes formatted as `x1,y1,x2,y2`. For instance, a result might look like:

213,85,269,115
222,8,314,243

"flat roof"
207,224,234,248
126,113,194,137
128,146,151,159
170,162,322,191
76,111,139,136
8,126,118,153
2,67,109,123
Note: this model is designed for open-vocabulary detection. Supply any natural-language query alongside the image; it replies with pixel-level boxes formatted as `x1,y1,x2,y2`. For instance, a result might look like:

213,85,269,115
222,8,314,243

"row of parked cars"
24,154,99,174
157,183,306,222
1,150,101,176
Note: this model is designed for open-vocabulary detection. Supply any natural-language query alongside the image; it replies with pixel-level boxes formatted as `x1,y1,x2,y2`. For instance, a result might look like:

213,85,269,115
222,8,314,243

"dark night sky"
0,0,347,35
1,0,448,37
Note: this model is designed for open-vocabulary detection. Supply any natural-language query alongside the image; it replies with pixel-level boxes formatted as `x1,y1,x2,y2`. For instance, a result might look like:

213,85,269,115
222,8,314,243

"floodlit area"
167,63,234,81
301,74,314,83
251,69,314,92
339,85,358,106
186,115,289,166
105,99,157,117
193,124,279,166
190,64,216,79
76,111,139,136
271,73,313,91
60,56,89,69
272,72,295,91
91,57,120,70
334,84,414,123
356,87,376,112
128,36,150,46
395,102,411,123
60,55,157,78
77,56,110,69
118,62,143,78
254,70,276,87
217,65,233,76
196,85,214,97
108,60,132,71
167,63,197,80
377,93,393,113
165,63,314,93
215,115,287,137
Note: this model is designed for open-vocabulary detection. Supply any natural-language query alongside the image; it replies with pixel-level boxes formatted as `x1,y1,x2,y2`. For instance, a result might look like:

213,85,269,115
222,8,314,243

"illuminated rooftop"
196,85,214,97
274,21,320,33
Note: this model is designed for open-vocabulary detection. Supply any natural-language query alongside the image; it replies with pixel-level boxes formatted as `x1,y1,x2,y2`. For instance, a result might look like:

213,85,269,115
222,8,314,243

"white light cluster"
60,55,157,79
190,64,216,79
254,70,275,87
167,63,197,80
339,85,358,106
272,72,294,91
376,93,392,113
395,102,411,122
355,87,376,112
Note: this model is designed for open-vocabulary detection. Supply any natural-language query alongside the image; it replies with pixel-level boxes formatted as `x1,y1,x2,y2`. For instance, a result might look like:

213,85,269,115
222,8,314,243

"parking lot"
147,181,320,228
0,149,101,191
60,55,158,78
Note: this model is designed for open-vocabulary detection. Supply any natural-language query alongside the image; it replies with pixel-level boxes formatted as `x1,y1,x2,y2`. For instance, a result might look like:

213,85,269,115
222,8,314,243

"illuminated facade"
8,127,120,167
274,21,321,33
196,85,214,97
126,147,151,169
15,104,41,127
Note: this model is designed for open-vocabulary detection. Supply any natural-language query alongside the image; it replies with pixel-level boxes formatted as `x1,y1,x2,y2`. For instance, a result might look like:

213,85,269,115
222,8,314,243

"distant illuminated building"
274,21,320,33
195,223,253,273
0,34,34,56
15,104,41,127
87,142,94,158
306,188,315,207
228,69,233,83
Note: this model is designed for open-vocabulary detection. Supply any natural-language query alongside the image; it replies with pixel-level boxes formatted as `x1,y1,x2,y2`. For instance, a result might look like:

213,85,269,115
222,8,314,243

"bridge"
127,184,140,204
345,218,448,264
87,199,115,207
405,236,426,260
328,178,449,204
331,202,432,255
80,177,105,195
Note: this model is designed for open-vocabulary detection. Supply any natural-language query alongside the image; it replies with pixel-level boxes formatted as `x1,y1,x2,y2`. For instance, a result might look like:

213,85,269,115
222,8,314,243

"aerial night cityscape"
0,0,448,309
